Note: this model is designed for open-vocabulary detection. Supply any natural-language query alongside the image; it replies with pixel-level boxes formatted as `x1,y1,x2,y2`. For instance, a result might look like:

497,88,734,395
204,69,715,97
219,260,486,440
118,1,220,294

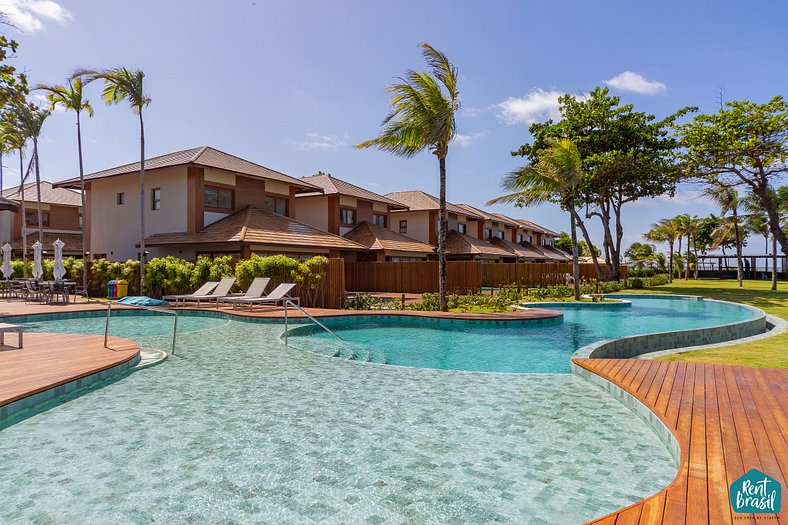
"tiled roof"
385,191,482,218
144,206,367,251
540,244,572,261
343,221,435,254
0,196,19,211
4,181,82,207
490,237,547,259
445,230,513,258
299,175,407,208
519,241,551,259
487,212,521,228
55,146,318,190
514,218,561,236
10,232,83,251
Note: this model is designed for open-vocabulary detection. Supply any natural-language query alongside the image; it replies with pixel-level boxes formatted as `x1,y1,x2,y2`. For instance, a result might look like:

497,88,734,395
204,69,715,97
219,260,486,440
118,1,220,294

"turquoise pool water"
0,309,683,524
287,296,756,373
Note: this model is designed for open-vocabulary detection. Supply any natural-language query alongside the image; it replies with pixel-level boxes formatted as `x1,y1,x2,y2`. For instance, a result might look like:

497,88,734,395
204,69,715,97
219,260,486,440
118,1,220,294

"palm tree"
705,184,744,286
624,242,658,269
742,189,787,290
36,79,94,286
73,67,150,290
10,101,49,245
644,218,681,282
355,44,458,311
676,214,701,280
487,138,584,299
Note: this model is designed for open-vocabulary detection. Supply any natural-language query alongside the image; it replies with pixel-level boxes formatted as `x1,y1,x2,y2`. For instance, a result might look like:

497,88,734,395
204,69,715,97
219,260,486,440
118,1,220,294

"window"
399,220,407,234
373,213,387,227
339,208,356,225
151,188,161,210
265,196,288,216
457,223,466,234
25,211,50,227
117,192,125,205
204,186,234,210
496,231,505,240
484,228,493,239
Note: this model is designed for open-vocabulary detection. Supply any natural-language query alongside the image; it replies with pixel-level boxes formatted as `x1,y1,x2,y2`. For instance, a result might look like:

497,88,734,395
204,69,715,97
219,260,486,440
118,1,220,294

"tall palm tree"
705,184,744,286
487,138,584,299
742,189,787,290
10,101,49,245
355,44,459,311
73,67,150,289
644,218,681,282
676,214,701,280
36,79,94,286
624,242,658,269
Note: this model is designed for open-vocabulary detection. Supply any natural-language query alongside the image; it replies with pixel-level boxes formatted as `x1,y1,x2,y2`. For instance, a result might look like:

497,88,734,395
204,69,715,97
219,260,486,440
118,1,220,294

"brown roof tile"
445,230,514,258
144,206,367,251
385,191,482,218
343,221,435,254
299,175,407,208
490,238,548,259
11,232,83,251
540,244,572,261
5,181,82,207
55,146,317,190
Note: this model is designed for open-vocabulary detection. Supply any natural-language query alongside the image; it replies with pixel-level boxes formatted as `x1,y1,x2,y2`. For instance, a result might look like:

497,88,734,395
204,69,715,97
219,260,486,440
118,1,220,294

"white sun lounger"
163,281,218,306
219,277,270,305
229,283,297,311
195,277,238,308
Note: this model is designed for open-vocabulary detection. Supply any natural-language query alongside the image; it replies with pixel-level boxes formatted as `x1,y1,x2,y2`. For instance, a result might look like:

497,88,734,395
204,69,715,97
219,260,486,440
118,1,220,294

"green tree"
704,184,744,286
514,87,692,281
1,112,28,271
35,79,94,285
556,232,599,257
355,44,459,311
624,242,658,269
742,188,788,290
678,96,788,256
74,67,151,290
676,214,702,279
0,35,27,110
644,217,681,282
9,101,49,244
487,138,584,299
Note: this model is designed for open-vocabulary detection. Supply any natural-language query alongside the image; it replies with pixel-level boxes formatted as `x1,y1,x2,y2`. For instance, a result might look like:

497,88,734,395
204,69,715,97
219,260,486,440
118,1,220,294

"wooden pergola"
696,254,788,279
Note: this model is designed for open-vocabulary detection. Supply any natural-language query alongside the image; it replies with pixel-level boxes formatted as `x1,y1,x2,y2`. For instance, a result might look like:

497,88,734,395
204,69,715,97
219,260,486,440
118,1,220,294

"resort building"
295,174,408,236
54,146,362,260
384,190,483,245
455,204,519,241
342,221,436,261
444,230,516,261
0,181,84,256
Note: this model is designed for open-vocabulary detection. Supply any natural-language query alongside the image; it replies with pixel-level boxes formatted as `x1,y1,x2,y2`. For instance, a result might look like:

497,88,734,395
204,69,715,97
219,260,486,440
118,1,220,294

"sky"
1,0,787,255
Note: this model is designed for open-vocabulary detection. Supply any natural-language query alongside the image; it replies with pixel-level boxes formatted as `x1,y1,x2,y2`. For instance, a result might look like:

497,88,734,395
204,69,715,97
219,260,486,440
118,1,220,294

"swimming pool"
286,296,758,373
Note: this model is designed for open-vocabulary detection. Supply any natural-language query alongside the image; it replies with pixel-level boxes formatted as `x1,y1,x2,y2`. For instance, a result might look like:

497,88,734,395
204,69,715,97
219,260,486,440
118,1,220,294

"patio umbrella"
1,243,12,279
53,238,66,280
32,241,43,280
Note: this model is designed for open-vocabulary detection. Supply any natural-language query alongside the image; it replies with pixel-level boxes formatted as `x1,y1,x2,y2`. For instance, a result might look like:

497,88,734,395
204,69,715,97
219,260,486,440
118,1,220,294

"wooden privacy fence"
289,258,345,309
344,261,625,294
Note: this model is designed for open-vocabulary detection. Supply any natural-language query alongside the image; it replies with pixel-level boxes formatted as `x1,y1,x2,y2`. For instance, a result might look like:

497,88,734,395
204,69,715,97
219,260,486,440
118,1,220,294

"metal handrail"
104,302,179,355
283,299,341,346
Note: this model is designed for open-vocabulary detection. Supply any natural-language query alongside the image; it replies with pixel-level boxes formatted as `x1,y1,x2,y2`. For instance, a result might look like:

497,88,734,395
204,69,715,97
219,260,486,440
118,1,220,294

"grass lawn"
626,279,787,369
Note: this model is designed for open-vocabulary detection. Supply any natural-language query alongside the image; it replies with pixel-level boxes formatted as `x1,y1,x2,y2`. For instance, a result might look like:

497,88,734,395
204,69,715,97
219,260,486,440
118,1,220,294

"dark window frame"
265,195,289,216
339,207,356,226
399,220,407,234
25,210,50,227
484,227,493,239
116,192,125,205
457,223,466,234
204,185,235,211
151,187,161,210
372,213,387,228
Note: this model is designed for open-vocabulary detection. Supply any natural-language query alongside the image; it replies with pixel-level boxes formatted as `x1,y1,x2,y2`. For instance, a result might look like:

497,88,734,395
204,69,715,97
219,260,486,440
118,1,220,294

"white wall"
294,196,328,231
0,210,12,244
90,167,188,260
389,210,431,244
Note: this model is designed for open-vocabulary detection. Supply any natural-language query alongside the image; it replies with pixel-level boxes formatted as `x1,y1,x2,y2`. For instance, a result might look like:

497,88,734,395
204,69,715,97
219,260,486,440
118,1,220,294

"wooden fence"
344,261,625,294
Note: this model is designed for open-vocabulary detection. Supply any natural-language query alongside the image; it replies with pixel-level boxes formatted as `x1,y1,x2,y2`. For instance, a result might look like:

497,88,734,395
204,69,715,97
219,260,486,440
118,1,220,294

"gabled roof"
456,205,518,227
144,206,367,251
488,212,521,228
445,230,514,258
385,191,483,218
4,181,82,207
540,244,572,261
514,218,557,236
490,237,547,259
343,221,435,254
298,175,407,208
519,241,551,259
55,146,318,191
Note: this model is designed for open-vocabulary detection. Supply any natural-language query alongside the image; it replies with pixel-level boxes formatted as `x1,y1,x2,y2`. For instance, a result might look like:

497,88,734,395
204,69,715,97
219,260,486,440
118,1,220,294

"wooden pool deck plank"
0,332,139,407
574,358,787,525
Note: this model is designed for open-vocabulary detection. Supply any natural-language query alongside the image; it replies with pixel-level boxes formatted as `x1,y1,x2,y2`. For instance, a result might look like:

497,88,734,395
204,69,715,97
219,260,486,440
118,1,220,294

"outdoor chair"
228,283,298,311
163,281,219,307
219,277,270,306
72,280,91,303
23,281,45,304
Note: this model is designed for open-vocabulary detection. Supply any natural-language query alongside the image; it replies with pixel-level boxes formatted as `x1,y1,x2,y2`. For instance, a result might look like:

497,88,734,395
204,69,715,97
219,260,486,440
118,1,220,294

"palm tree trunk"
437,155,447,311
570,207,580,300
668,241,674,283
33,138,43,244
685,233,691,280
19,147,26,276
772,235,778,291
76,111,88,286
733,209,743,287
138,111,146,293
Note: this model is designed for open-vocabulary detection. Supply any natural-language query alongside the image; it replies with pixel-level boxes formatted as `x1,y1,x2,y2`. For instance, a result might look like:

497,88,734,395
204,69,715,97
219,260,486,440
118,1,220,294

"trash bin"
107,280,116,299
115,279,129,299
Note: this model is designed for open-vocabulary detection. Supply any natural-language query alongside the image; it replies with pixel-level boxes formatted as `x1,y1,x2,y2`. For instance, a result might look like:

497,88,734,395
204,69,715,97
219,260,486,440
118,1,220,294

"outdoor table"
38,280,77,305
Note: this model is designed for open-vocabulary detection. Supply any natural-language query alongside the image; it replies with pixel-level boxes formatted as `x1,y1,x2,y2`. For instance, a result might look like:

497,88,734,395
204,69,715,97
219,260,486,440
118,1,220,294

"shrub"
408,292,440,311
629,278,644,289
528,287,550,300
144,256,195,298
291,256,329,307
235,254,301,290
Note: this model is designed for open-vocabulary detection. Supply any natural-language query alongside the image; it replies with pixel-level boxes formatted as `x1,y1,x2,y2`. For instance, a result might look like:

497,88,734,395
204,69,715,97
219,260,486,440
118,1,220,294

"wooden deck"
575,358,787,524
0,332,139,407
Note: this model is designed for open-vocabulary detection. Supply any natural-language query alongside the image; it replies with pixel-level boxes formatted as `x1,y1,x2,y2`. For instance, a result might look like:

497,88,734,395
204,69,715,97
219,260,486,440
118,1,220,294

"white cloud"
453,131,488,148
0,0,72,32
460,106,484,118
604,71,667,95
292,132,349,151
497,88,585,125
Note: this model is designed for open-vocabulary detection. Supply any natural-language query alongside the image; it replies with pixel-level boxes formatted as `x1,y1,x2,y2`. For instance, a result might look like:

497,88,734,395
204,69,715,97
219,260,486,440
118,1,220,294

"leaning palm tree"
355,44,459,311
487,138,584,299
704,183,744,286
644,218,681,282
36,79,94,286
10,101,49,245
73,67,150,289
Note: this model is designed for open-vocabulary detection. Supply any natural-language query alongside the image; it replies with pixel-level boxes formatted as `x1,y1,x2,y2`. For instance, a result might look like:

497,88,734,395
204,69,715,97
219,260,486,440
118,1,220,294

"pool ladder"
282,299,342,346
104,302,179,355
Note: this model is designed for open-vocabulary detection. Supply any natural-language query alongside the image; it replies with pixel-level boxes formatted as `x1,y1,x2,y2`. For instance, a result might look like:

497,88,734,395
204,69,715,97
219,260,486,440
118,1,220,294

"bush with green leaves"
144,256,196,297
235,254,302,290
408,292,440,311
192,255,235,288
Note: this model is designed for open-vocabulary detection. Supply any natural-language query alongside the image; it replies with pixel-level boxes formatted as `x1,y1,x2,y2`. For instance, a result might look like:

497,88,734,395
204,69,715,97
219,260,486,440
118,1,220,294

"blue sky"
2,0,787,253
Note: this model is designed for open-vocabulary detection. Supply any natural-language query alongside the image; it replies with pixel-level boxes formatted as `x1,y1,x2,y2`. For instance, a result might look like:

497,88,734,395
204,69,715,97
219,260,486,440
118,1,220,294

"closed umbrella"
32,241,43,280
53,238,66,280
1,243,12,279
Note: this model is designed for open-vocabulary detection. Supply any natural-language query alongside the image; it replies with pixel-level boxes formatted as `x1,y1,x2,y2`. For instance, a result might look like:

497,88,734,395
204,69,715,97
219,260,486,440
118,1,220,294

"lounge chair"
162,281,219,307
194,277,238,308
219,277,270,305
229,283,298,311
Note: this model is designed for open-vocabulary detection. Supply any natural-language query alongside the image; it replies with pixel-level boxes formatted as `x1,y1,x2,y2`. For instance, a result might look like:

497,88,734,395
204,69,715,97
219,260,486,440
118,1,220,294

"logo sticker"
730,469,781,514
